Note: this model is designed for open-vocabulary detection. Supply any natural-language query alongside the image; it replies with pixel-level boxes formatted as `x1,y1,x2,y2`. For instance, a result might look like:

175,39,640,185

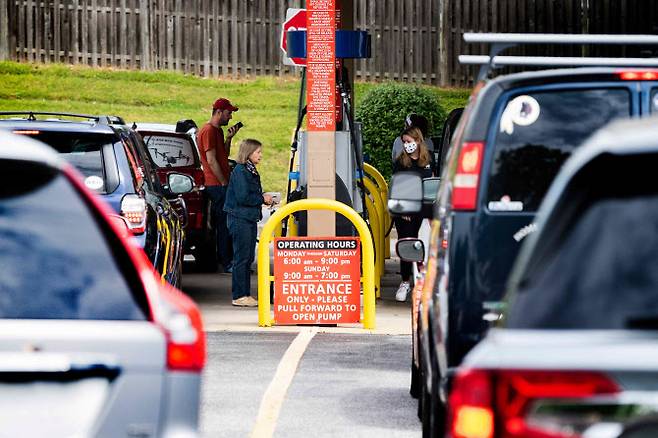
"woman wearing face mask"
392,126,433,302
224,139,274,307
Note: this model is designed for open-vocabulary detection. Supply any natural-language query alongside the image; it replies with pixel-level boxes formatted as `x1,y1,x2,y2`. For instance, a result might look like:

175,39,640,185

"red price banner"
306,0,336,131
273,237,361,325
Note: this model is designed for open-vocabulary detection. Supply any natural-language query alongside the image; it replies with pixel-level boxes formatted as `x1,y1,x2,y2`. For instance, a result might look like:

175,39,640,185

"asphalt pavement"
199,332,418,438
181,220,424,438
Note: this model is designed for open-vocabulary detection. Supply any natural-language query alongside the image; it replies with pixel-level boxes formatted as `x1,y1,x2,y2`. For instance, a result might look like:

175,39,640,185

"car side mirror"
396,238,425,263
388,172,423,215
167,172,194,195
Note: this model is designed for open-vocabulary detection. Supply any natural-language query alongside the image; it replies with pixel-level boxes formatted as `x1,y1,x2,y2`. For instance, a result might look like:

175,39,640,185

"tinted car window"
487,89,631,211
142,134,197,168
507,195,658,330
0,161,146,320
27,132,114,193
652,88,658,113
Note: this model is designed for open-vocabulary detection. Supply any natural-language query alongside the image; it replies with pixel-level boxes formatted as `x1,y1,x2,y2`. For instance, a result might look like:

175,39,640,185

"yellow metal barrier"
363,177,386,276
363,193,382,298
257,199,377,330
364,163,391,259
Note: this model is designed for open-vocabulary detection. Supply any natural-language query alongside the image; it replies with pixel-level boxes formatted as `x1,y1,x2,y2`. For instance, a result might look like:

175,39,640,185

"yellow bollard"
363,177,386,276
257,199,377,330
363,194,382,299
364,163,391,259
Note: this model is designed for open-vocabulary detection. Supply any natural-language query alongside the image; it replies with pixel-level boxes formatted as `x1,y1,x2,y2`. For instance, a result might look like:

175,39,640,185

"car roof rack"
0,111,125,126
459,33,658,81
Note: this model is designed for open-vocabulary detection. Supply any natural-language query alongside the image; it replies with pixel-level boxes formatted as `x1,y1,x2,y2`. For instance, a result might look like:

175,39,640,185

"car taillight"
156,287,206,372
120,194,147,234
452,142,484,211
618,70,658,81
448,369,620,438
449,370,495,438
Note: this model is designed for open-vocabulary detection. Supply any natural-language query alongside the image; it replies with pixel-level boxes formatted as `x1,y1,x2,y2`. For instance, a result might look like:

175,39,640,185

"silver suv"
0,131,205,437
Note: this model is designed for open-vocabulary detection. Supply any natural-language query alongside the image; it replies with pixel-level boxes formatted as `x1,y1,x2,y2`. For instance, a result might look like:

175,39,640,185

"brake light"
157,286,206,372
452,142,484,210
448,369,620,438
120,194,147,234
12,130,40,135
449,370,494,438
618,70,658,81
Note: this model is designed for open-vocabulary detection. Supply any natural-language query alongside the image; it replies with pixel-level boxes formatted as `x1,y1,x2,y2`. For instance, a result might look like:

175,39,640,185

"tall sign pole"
305,0,337,236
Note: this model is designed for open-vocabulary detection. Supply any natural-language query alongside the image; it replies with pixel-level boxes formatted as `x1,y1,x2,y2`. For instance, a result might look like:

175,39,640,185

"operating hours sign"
273,237,361,325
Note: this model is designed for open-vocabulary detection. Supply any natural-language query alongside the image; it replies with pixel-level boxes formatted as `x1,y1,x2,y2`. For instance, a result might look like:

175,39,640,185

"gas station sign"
273,237,361,324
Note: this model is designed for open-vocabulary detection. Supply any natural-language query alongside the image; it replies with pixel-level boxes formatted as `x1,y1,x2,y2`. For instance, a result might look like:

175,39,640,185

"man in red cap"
198,97,242,272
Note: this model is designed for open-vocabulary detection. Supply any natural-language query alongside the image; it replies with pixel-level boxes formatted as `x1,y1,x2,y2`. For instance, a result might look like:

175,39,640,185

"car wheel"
195,230,218,273
411,359,420,399
421,373,432,438
430,361,446,437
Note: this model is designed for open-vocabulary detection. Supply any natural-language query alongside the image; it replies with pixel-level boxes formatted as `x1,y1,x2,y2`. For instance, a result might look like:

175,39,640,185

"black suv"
388,33,658,437
0,112,192,288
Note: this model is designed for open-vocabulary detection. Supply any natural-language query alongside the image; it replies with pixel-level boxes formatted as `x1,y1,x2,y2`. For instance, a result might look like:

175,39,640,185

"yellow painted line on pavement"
250,327,317,438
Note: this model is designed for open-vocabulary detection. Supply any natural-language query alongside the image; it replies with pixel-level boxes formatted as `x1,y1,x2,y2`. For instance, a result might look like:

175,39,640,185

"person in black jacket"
224,139,273,307
393,126,433,302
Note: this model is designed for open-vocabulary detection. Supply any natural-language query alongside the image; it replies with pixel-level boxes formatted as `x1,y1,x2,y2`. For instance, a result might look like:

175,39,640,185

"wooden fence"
1,0,657,87
0,0,441,83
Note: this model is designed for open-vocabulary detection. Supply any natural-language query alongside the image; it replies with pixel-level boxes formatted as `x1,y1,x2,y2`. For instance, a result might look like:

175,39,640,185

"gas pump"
283,13,371,237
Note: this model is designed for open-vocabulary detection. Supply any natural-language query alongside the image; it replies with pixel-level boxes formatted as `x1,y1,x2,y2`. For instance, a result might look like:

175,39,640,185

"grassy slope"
0,61,469,194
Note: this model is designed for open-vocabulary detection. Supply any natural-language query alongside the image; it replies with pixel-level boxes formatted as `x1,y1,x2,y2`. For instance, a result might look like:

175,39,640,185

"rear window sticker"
488,195,524,212
500,95,541,135
84,175,104,191
513,223,538,242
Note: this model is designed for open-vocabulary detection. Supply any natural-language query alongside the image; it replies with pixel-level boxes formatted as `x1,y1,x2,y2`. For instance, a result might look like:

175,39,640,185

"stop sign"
281,8,307,66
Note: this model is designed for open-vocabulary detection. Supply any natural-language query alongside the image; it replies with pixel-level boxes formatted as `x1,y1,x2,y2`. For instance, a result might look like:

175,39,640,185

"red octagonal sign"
281,8,307,66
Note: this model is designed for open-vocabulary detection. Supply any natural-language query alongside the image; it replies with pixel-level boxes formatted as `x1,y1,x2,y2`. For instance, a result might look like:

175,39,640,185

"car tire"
430,361,446,437
421,372,432,438
411,359,420,399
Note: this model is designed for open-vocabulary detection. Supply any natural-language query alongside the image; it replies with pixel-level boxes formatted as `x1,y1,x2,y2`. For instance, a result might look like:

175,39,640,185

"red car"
135,121,219,271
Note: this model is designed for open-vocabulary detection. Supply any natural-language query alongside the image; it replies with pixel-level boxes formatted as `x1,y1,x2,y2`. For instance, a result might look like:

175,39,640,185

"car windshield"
142,134,196,168
506,195,658,330
24,131,114,193
0,160,146,320
487,88,631,212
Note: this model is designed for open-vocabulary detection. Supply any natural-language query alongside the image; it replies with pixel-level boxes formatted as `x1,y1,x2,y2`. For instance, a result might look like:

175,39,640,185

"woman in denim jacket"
224,139,273,307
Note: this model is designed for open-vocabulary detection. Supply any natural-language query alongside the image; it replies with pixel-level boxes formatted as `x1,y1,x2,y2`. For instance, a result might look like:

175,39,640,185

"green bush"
355,82,446,181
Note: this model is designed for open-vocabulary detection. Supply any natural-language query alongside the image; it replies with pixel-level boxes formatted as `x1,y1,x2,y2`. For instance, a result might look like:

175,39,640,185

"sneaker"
395,282,411,302
232,296,258,307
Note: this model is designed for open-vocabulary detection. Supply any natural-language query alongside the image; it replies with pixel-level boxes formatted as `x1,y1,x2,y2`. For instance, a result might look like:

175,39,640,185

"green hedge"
355,82,446,180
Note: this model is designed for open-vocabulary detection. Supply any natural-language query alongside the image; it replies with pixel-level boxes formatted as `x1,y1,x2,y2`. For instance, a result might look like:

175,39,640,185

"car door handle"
0,353,121,382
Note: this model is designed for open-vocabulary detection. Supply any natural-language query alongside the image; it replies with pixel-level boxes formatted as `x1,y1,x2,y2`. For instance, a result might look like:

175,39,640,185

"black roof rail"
0,111,128,126
459,33,658,81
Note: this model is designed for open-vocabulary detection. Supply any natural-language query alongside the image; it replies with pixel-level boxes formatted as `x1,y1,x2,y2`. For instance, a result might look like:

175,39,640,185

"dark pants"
394,216,423,281
206,185,232,269
227,214,257,300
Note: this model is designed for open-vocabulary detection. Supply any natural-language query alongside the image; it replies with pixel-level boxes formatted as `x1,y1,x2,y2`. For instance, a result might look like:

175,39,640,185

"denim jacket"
223,163,263,223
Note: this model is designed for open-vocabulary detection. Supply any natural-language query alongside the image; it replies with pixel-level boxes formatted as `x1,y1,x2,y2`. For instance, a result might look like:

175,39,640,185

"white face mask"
403,141,418,154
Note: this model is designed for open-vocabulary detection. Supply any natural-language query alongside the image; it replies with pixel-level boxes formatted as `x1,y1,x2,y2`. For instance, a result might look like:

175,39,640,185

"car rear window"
0,160,147,321
487,88,631,212
26,132,115,194
142,134,197,168
506,194,658,330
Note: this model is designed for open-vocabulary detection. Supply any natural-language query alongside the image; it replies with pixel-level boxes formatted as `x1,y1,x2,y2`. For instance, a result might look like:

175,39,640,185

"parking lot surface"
200,332,418,438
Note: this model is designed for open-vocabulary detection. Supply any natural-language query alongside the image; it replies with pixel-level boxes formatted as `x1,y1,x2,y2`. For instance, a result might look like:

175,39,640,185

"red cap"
212,98,239,112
